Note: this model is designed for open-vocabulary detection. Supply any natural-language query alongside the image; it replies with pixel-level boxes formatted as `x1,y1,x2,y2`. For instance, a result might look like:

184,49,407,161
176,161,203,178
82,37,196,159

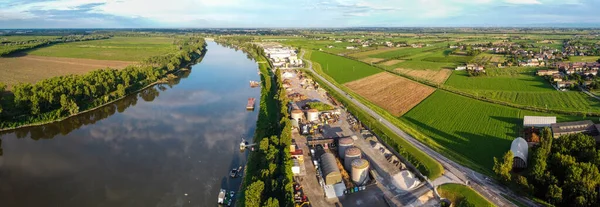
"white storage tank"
344,147,362,171
291,110,304,123
306,109,319,122
338,137,354,157
351,158,370,185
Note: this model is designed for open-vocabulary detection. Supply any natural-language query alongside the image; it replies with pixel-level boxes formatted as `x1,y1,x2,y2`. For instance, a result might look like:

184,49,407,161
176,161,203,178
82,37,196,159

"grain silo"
338,137,354,157
351,158,370,185
291,110,304,123
306,109,319,122
344,147,362,171
320,152,342,185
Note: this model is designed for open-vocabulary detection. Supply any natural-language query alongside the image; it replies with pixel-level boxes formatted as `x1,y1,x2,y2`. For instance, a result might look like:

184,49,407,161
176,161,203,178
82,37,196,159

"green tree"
116,84,126,97
263,197,279,207
546,184,562,204
245,180,265,207
493,150,514,183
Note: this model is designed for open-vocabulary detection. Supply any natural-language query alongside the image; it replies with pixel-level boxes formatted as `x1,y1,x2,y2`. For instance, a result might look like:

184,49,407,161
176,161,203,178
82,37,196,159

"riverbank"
215,39,294,207
0,43,207,132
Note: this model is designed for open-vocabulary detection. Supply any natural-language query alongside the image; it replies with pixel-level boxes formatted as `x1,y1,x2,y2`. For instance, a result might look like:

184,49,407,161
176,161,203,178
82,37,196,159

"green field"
446,69,600,113
310,50,382,83
438,183,495,207
566,56,600,62
27,37,176,61
399,90,587,173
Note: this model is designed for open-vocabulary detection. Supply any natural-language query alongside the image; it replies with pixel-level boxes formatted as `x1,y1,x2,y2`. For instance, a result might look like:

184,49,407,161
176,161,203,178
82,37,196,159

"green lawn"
438,183,495,207
445,69,600,113
399,90,588,174
310,50,382,83
27,37,177,61
566,56,600,62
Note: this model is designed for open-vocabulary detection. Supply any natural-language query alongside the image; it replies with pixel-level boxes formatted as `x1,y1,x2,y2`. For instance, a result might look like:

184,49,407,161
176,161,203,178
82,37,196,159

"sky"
0,0,599,28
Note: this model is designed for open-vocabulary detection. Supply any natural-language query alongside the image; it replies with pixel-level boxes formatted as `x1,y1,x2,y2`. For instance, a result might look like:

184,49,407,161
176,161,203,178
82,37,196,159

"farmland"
399,90,587,173
28,37,177,61
445,69,600,113
310,50,381,83
345,72,435,116
0,55,133,89
566,56,600,62
395,68,452,84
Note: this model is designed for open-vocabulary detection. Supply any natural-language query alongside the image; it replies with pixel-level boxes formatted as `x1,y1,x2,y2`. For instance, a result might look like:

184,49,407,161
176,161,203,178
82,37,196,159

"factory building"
320,152,342,185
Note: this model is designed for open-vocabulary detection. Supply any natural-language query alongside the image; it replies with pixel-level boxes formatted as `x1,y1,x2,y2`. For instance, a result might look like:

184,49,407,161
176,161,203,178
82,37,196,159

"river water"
0,41,260,207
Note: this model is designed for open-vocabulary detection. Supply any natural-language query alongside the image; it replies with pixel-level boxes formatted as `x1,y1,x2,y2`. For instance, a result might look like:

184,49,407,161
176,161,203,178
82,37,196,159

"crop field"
27,37,176,61
348,47,406,58
0,55,133,89
399,90,586,173
566,56,600,62
345,72,435,116
370,45,445,59
310,50,382,83
381,59,404,66
395,68,452,84
445,69,600,113
438,184,494,207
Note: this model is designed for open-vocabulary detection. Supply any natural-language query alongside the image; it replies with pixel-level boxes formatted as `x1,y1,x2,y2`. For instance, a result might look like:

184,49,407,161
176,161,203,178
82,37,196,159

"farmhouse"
523,116,556,128
550,120,600,138
556,81,576,89
511,137,529,169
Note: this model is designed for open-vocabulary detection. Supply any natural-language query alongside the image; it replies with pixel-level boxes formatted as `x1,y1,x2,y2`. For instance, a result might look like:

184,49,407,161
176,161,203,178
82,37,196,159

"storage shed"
523,116,556,128
511,137,529,169
320,152,342,185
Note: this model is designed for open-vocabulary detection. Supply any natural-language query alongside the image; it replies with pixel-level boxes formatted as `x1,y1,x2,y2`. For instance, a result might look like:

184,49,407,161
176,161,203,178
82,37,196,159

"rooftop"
551,120,597,135
523,116,556,127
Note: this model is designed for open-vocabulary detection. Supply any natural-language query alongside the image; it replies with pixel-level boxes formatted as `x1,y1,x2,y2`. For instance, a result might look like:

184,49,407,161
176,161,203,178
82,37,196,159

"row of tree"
0,37,206,129
494,128,600,206
217,37,294,207
0,34,112,56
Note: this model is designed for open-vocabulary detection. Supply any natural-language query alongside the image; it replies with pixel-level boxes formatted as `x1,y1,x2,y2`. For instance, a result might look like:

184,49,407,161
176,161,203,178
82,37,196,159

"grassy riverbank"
216,38,294,207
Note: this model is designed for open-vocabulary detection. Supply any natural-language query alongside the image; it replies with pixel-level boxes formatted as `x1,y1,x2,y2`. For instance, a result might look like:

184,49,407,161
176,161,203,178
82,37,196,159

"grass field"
438,183,495,207
310,50,381,83
566,56,600,62
27,37,176,61
399,90,589,173
0,55,133,89
344,72,435,116
446,69,600,113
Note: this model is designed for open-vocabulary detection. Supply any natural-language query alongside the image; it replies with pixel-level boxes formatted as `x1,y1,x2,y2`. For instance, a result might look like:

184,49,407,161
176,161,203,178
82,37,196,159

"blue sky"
0,0,599,28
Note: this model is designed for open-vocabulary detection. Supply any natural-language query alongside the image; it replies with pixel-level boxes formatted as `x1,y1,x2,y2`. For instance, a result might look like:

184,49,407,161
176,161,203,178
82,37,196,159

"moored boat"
217,189,226,204
246,98,256,110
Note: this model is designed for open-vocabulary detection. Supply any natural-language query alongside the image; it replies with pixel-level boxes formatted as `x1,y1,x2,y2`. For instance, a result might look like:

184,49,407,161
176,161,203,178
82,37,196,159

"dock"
246,98,256,110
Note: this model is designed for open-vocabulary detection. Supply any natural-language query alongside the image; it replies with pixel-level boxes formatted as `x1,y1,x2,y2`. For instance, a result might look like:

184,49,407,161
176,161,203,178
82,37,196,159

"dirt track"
344,72,435,116
0,55,134,89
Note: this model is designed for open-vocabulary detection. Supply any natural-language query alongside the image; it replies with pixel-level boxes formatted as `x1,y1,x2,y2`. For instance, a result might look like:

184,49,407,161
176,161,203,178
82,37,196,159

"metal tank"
344,147,362,171
338,137,354,157
291,110,304,123
306,109,319,122
351,158,370,185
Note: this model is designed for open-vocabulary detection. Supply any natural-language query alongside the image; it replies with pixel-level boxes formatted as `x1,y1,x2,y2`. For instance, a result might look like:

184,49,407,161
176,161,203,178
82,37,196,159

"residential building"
550,120,600,138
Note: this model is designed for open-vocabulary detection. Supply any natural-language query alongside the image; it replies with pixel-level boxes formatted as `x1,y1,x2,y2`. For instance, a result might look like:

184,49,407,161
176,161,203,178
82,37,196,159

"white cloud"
505,0,542,4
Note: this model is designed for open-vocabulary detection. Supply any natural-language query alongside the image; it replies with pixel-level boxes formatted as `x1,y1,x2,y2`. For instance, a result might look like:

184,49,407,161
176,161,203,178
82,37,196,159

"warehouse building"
523,116,556,128
510,137,529,169
320,152,342,185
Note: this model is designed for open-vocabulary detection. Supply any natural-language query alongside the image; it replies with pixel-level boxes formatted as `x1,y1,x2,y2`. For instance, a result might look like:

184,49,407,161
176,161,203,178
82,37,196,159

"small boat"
236,165,242,177
217,189,226,204
246,98,256,110
230,168,238,178
249,81,260,88
228,191,235,206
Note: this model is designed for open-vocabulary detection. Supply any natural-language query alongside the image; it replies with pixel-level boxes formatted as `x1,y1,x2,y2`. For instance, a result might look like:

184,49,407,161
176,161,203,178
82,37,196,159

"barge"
246,98,256,110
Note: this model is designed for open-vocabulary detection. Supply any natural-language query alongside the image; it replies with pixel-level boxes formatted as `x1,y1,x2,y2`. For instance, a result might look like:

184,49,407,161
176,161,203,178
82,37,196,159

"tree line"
217,37,294,207
494,129,600,206
0,37,206,129
0,34,112,56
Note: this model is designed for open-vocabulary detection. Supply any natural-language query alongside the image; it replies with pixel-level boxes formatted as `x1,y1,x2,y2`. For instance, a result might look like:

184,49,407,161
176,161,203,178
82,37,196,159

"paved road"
299,50,539,207
579,86,600,101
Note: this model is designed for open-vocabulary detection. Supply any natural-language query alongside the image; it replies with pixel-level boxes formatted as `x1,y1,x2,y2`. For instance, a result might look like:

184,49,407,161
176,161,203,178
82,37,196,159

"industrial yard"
280,69,438,206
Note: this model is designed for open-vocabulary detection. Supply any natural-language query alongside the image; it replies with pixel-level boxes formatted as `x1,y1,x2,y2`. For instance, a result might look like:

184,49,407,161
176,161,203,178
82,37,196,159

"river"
0,41,260,207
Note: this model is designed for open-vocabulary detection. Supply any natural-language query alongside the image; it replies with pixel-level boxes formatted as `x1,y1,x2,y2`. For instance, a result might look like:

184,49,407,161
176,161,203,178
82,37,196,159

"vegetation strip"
216,38,294,207
438,183,495,207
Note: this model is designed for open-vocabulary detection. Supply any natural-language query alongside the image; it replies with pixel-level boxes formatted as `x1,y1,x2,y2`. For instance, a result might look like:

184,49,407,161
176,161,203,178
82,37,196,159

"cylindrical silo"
338,137,354,157
306,109,319,122
351,158,370,185
291,110,303,123
344,147,362,171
